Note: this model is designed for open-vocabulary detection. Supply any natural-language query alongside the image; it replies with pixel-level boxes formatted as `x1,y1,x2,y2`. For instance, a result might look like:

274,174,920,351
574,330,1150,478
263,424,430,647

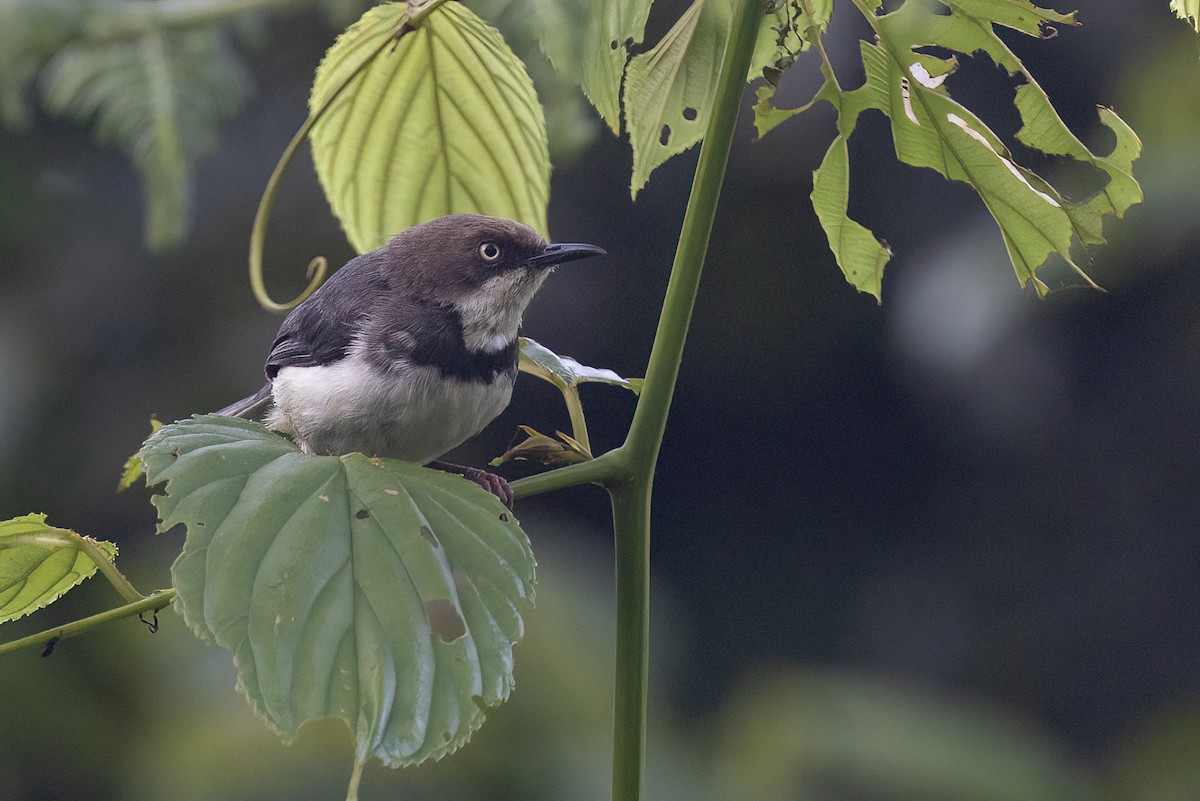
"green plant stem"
75,536,145,603
606,4,763,801
0,590,177,657
562,385,592,454
607,479,652,801
510,449,625,500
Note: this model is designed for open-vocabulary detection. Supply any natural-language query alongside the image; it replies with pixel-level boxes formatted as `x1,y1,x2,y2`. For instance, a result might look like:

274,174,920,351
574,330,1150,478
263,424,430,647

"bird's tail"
217,384,273,419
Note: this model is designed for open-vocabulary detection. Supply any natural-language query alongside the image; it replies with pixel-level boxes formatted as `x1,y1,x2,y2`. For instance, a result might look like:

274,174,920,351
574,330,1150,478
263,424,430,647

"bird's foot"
428,461,513,509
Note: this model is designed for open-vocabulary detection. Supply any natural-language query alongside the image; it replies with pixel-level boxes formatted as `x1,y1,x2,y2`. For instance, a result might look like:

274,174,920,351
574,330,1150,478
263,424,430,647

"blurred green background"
3,1,1200,799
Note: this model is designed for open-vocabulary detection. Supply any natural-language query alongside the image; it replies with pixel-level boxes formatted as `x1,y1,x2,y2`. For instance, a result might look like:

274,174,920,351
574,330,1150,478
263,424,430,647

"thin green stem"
510,449,626,500
561,385,592,455
76,537,144,603
0,590,177,658
607,4,763,801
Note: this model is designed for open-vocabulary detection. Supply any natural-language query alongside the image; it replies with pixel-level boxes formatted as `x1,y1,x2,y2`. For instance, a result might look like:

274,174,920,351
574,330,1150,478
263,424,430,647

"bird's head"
384,214,605,350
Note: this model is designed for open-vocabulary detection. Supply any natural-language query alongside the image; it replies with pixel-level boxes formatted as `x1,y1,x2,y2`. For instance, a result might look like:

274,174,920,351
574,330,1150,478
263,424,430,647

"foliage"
2,1,1191,801
309,1,550,250
139,415,535,770
1173,0,1200,30
0,514,118,623
753,0,1143,299
41,28,250,248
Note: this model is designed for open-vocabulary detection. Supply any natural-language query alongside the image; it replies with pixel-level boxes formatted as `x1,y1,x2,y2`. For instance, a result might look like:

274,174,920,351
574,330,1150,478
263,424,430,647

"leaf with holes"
762,0,1141,296
496,0,652,136
139,415,535,770
309,1,550,252
0,514,118,624
519,337,642,393
624,0,824,196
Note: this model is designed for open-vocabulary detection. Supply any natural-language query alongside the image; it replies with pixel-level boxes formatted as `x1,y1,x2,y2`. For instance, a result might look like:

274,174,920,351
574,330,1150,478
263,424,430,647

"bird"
218,214,605,507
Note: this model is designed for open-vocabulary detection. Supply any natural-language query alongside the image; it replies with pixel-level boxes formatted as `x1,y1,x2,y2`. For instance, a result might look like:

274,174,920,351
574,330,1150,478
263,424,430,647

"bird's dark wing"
265,254,386,379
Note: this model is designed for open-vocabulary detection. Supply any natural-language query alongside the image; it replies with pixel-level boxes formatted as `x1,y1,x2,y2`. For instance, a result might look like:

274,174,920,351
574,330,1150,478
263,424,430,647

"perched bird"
219,214,605,506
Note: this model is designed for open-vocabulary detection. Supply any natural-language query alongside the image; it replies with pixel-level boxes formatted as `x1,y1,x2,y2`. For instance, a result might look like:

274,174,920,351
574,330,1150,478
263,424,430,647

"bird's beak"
524,242,606,269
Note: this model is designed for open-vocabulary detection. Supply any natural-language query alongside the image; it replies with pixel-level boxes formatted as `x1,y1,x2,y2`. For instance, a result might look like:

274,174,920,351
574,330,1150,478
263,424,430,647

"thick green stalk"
622,0,761,465
607,3,763,801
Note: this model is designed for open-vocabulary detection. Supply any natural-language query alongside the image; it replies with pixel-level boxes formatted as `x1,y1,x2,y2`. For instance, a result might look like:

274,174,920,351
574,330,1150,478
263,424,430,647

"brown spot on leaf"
499,513,509,522
355,509,370,520
683,107,697,121
419,525,439,548
424,600,466,643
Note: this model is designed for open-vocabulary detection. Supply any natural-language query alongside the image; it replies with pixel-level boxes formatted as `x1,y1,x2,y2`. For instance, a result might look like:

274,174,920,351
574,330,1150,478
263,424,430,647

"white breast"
267,353,514,464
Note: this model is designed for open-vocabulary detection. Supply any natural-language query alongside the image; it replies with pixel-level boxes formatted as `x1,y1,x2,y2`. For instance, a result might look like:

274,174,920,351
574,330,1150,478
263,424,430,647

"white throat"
455,268,548,352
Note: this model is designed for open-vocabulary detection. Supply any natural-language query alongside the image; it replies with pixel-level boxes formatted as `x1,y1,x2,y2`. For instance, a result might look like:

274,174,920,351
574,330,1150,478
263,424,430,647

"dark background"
1,1,1198,799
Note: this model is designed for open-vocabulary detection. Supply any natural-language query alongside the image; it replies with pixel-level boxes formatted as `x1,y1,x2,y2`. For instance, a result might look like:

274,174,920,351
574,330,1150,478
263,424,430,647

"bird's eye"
479,242,502,262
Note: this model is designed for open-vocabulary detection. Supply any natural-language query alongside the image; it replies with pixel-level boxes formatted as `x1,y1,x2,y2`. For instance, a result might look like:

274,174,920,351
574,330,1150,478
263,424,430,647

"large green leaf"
759,0,1141,297
0,514,118,624
139,415,535,769
39,27,249,249
309,1,550,252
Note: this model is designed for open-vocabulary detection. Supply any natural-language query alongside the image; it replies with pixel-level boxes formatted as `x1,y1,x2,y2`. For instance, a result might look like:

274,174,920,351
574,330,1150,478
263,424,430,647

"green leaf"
581,0,655,133
625,0,825,195
139,415,535,769
518,337,642,393
309,1,550,252
811,135,891,300
772,0,1142,295
39,27,250,249
118,418,163,492
0,514,118,624
530,0,653,135
624,0,730,197
1174,0,1200,30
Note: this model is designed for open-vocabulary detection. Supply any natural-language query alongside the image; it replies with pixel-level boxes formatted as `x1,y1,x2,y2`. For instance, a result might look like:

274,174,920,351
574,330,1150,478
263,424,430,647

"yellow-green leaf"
0,514,118,623
1173,0,1200,30
118,418,163,492
625,0,730,198
811,135,891,301
309,1,550,252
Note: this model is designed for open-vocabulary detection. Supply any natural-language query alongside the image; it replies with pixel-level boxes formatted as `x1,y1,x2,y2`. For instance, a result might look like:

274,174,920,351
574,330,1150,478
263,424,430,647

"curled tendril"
248,2,443,313
248,108,332,312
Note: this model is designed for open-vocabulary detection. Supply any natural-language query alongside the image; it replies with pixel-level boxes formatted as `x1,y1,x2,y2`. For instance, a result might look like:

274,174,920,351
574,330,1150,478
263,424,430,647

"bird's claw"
429,461,513,509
